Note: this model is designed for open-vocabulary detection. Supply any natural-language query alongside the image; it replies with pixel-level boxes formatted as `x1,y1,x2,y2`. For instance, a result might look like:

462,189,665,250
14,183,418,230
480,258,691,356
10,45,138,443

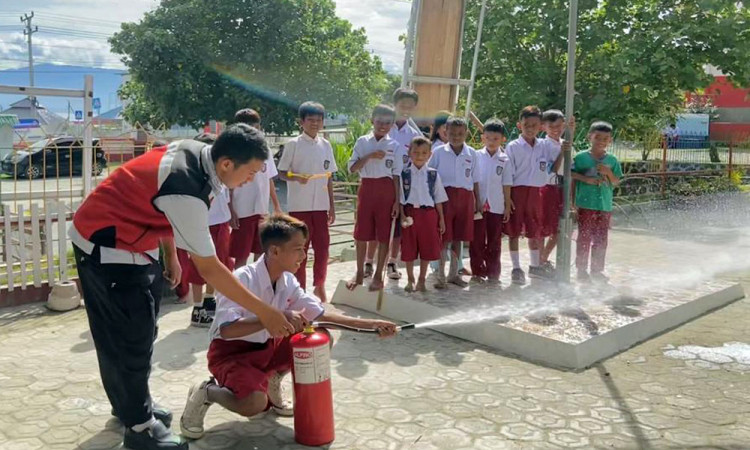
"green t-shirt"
572,151,623,212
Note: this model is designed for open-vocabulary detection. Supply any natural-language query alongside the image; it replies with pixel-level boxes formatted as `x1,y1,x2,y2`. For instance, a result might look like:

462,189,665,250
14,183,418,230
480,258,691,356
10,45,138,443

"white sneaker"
180,378,215,439
267,372,294,417
387,262,402,280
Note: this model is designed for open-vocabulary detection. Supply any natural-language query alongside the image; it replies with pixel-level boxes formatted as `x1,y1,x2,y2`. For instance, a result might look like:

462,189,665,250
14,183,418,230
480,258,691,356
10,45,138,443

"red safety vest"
73,140,212,253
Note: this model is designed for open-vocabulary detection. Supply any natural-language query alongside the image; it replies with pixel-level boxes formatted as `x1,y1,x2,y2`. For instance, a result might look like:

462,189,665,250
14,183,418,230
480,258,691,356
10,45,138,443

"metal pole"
21,12,38,87
402,0,420,88
556,0,579,283
83,75,94,197
464,0,487,119
453,0,468,110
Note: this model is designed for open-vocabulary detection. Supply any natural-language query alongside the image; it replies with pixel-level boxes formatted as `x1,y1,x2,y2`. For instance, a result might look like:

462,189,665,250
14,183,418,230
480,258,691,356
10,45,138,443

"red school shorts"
353,177,396,243
442,187,475,243
540,184,563,237
185,222,232,285
207,337,293,400
505,186,543,239
229,214,263,262
400,206,442,262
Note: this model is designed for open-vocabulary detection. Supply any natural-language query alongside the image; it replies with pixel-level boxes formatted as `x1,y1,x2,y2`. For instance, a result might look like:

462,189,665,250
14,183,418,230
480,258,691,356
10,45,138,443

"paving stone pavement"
1,192,750,449
0,267,748,450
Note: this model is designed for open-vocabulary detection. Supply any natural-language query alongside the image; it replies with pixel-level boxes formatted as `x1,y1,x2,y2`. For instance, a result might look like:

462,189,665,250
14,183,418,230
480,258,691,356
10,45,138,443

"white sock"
365,258,374,264
131,416,157,433
530,250,540,267
511,251,521,269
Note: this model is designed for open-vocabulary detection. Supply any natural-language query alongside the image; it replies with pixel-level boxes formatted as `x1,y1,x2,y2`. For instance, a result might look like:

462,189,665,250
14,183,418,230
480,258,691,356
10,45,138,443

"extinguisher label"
293,344,331,384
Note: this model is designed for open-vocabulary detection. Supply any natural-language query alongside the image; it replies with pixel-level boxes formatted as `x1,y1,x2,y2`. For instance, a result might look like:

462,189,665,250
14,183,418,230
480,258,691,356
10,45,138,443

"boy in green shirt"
571,121,623,283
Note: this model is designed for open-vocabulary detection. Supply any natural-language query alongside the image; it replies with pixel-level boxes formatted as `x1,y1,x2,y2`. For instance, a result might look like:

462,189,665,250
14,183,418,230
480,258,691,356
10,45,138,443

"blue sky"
0,0,410,73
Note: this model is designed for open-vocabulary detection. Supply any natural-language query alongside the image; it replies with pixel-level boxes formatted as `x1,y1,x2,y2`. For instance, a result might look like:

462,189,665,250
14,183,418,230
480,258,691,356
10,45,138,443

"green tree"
111,0,389,133
462,0,750,135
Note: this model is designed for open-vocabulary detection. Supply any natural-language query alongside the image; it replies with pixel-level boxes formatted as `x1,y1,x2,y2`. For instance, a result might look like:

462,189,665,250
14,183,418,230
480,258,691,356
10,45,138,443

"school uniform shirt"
505,137,559,187
69,142,222,263
210,255,325,344
277,132,337,213
400,163,449,207
389,121,423,166
208,188,231,226
431,139,447,153
428,143,477,191
347,133,403,179
544,138,563,185
232,151,278,218
476,147,513,215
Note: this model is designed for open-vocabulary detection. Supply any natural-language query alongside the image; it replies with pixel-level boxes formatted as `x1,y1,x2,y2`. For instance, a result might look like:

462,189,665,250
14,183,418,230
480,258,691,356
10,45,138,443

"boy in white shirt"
346,104,402,291
428,116,482,288
400,136,448,292
229,109,282,268
504,106,571,284
180,215,397,439
277,102,337,302
470,119,513,283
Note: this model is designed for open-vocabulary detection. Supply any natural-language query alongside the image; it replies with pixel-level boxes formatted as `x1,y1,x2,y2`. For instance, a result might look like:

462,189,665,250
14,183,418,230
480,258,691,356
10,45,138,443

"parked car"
1,137,107,179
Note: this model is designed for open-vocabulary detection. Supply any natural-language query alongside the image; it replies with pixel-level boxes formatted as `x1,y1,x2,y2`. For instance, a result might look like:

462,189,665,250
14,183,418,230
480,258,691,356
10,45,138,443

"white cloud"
0,0,407,72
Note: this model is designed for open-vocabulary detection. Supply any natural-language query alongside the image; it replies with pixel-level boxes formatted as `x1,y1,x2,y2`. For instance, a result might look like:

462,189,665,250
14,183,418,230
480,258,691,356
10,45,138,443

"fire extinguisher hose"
311,322,416,333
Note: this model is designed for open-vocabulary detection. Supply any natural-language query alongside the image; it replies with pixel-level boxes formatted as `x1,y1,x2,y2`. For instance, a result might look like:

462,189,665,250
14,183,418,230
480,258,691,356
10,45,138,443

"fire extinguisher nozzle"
398,323,416,331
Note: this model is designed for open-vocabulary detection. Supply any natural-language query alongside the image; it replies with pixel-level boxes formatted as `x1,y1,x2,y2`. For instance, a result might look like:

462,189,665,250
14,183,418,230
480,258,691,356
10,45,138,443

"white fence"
1,200,75,292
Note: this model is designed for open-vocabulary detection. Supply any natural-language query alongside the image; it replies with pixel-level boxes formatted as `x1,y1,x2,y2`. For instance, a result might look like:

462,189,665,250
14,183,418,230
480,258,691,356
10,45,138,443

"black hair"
259,214,309,251
430,110,452,143
589,121,614,134
519,105,543,121
542,109,565,123
234,108,261,126
210,123,269,165
446,116,468,129
372,103,396,119
392,87,419,105
298,101,326,120
193,132,217,144
409,136,432,151
483,118,507,136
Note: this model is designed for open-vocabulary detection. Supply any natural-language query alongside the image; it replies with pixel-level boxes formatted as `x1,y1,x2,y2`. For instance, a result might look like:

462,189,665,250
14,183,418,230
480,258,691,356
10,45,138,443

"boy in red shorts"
505,106,571,284
471,119,513,283
277,102,337,302
179,215,397,439
400,136,448,292
346,104,402,291
539,109,573,271
229,109,282,268
428,116,481,288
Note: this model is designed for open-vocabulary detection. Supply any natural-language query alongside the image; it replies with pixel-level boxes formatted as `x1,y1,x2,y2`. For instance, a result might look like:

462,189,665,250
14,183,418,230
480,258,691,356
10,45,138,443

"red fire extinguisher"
290,324,335,446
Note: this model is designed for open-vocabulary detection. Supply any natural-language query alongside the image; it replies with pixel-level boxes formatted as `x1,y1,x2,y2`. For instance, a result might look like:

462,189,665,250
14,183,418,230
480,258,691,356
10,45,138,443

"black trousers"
74,245,163,428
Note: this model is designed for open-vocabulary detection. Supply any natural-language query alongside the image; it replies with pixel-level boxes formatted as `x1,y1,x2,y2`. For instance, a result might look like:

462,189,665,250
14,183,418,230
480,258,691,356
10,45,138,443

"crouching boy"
180,214,398,439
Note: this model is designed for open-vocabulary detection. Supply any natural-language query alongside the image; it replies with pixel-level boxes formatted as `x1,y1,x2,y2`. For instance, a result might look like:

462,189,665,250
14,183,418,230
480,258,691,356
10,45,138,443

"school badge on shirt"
496,165,503,175
403,154,409,164
324,160,330,170
385,159,393,168
539,161,547,172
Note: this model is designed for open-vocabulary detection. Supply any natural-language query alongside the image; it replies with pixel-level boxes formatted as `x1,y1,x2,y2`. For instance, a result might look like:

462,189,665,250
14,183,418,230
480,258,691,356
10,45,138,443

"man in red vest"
71,124,294,450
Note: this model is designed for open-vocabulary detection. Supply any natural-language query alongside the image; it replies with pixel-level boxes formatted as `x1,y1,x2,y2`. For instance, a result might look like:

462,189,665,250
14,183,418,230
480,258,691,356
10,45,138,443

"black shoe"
202,297,216,316
112,405,173,428
363,262,374,279
511,268,526,285
541,261,555,273
123,420,187,450
190,306,213,328
528,265,555,280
